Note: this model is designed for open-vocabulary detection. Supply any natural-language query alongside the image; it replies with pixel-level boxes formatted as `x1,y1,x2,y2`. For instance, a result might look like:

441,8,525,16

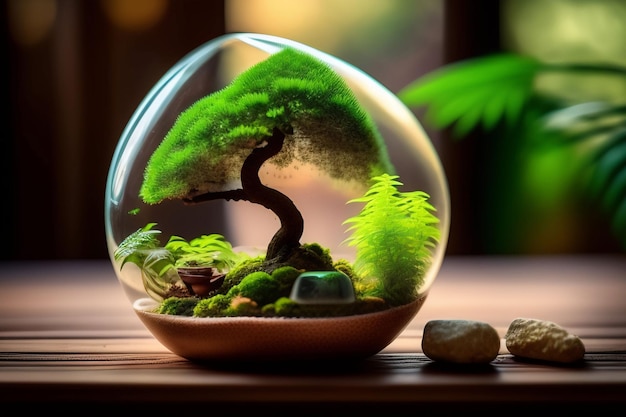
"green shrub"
343,173,440,306
157,297,198,316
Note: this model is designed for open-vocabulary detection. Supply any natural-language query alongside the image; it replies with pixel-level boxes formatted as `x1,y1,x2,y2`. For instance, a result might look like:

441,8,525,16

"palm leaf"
398,54,541,135
400,54,626,250
586,128,626,248
544,102,626,248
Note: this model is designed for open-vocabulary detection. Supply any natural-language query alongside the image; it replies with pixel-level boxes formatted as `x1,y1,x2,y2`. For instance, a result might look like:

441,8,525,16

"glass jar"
104,33,449,361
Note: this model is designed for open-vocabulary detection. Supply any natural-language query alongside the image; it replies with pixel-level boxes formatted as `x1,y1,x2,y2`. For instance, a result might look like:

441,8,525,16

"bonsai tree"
139,47,395,272
115,47,441,317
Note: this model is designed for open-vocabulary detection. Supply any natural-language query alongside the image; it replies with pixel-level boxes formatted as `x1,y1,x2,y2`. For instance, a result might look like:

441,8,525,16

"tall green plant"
343,173,440,306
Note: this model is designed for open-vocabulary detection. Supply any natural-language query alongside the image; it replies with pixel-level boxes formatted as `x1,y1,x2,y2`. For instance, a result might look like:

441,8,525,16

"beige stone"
505,318,586,363
422,319,501,364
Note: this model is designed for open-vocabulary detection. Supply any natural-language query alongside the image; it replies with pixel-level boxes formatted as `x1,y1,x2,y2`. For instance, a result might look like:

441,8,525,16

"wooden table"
1,255,625,413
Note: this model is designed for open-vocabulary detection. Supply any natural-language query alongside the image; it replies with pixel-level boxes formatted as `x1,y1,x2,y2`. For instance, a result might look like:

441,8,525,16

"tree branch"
183,189,248,204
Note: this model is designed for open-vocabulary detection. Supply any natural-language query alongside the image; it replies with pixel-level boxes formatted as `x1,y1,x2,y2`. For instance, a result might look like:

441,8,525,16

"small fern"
343,174,440,306
113,223,177,300
114,224,242,300
113,222,162,270
165,233,241,270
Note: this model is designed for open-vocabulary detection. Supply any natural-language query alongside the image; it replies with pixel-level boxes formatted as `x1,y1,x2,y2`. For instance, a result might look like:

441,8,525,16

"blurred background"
2,0,625,260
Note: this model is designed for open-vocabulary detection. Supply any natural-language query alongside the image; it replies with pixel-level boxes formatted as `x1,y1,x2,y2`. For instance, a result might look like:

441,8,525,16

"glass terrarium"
105,33,450,362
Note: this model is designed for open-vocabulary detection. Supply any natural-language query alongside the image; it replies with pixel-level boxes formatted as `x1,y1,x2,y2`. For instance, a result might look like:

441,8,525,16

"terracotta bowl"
133,295,426,362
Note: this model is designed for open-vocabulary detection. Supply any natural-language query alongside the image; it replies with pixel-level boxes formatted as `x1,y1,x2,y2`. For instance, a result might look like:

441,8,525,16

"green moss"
193,294,231,317
333,259,357,284
227,271,279,307
220,246,333,297
273,242,335,272
301,242,334,266
157,297,198,316
271,296,301,316
270,266,302,295
220,256,266,293
269,295,389,318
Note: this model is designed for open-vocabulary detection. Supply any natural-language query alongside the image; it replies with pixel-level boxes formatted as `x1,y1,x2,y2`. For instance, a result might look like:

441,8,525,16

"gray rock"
505,318,586,363
422,319,501,364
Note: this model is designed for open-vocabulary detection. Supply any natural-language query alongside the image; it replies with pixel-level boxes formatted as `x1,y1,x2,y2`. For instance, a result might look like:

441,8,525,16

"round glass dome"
104,33,450,361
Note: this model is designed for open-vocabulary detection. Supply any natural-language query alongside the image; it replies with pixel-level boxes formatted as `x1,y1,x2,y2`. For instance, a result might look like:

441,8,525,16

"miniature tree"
139,48,395,272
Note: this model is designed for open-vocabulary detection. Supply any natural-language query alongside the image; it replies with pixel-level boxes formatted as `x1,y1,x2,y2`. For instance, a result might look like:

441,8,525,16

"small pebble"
422,319,501,364
505,317,586,363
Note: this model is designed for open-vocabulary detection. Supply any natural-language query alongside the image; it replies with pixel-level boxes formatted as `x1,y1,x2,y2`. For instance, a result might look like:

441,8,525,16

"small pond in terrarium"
105,33,450,362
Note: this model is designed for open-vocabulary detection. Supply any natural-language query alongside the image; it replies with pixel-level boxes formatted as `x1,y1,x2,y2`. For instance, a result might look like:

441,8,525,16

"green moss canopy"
140,47,394,204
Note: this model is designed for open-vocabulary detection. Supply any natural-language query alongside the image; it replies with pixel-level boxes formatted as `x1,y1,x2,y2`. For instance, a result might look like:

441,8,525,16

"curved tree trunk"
241,128,304,261
183,128,304,263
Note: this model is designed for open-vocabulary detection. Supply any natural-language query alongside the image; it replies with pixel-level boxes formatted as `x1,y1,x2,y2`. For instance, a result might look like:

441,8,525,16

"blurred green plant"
398,54,626,249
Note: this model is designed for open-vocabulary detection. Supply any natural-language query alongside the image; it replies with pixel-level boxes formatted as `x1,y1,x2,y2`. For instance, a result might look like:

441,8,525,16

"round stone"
505,317,586,363
422,319,501,364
